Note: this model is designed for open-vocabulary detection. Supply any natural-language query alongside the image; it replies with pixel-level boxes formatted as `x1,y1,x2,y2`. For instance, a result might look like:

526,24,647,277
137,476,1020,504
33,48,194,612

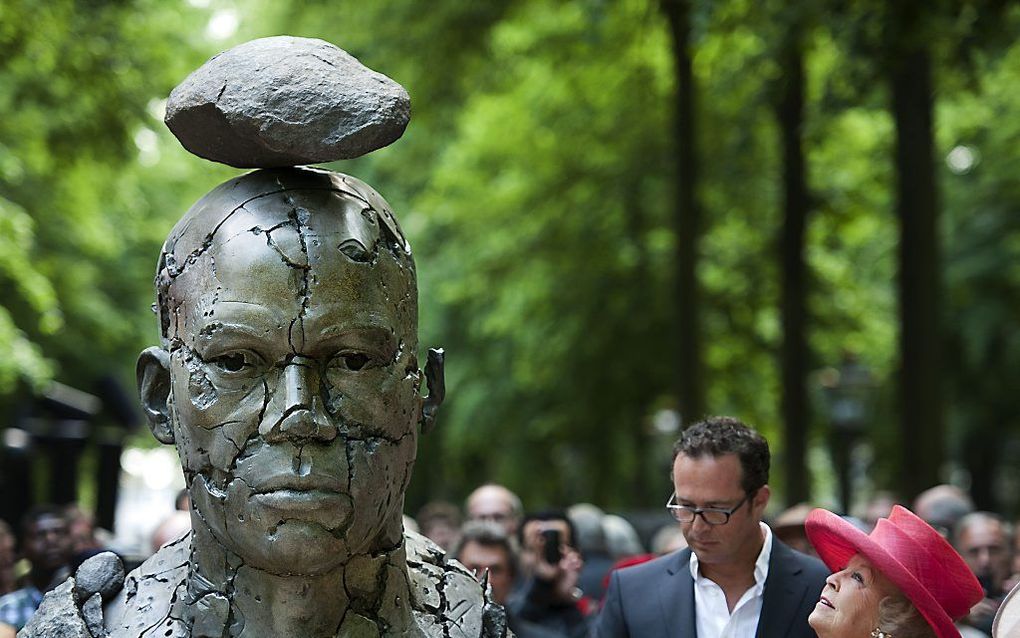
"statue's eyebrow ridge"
319,322,391,337
197,321,276,342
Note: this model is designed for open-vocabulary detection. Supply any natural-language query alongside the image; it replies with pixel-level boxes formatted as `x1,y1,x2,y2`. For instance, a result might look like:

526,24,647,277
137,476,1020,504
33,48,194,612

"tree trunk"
889,15,943,498
661,0,704,425
775,25,811,506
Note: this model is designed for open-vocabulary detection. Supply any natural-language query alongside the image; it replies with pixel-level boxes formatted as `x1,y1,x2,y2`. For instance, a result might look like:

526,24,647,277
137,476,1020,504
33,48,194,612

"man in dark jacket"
594,417,828,638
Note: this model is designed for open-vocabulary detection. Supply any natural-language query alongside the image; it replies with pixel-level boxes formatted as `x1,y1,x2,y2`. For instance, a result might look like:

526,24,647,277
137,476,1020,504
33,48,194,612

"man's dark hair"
517,510,578,549
450,521,519,579
672,416,770,495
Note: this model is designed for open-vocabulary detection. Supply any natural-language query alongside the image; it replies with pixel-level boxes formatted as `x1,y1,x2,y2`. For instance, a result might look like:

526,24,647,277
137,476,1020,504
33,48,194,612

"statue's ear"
419,348,445,435
137,346,174,444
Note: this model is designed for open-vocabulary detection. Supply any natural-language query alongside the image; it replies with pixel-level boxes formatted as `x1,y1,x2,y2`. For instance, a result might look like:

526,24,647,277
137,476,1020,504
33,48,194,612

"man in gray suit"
594,417,828,638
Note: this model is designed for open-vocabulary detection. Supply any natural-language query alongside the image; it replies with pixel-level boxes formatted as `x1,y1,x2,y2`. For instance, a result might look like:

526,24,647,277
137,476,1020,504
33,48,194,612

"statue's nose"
260,356,337,443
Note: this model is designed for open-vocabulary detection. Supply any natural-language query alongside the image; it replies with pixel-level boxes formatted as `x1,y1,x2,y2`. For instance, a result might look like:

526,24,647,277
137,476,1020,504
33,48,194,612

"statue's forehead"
166,217,418,348
168,188,376,266
164,168,409,269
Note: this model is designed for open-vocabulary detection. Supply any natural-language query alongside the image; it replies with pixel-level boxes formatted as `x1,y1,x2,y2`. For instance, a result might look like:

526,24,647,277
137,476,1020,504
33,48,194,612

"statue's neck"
183,521,418,637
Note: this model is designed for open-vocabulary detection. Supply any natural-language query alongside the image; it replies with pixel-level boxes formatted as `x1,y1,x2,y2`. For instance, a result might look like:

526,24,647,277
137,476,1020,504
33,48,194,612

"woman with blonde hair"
805,505,984,638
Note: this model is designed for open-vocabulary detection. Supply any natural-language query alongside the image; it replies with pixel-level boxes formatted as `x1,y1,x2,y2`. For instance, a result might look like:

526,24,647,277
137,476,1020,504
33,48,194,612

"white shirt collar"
689,521,773,585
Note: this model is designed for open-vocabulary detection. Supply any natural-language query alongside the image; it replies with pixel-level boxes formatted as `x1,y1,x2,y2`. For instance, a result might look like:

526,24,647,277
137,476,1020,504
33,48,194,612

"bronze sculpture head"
139,168,421,576
20,37,502,638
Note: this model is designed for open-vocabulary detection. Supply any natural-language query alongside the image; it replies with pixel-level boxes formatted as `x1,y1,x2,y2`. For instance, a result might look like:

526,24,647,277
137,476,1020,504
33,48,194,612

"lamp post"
821,353,873,514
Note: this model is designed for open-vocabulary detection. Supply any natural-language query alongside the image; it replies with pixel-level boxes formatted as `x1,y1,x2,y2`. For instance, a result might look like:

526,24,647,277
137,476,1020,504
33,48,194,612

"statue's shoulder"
403,530,511,638
103,532,191,638
23,532,508,638
19,535,190,638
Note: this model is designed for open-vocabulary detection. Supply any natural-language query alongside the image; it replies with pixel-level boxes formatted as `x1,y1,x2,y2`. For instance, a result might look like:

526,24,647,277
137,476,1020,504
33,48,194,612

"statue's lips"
247,473,350,517
253,488,348,511
249,472,347,493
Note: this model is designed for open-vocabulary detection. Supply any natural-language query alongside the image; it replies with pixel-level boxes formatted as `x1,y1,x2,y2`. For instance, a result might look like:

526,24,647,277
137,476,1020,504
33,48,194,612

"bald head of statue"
138,167,422,575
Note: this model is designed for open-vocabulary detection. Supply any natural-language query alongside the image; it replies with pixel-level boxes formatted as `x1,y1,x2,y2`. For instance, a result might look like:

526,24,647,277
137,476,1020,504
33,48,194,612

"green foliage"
409,0,677,506
0,0,220,396
4,0,1020,511
939,20,1020,510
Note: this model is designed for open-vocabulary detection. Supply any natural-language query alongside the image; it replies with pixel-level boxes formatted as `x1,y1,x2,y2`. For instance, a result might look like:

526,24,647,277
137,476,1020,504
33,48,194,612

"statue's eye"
209,351,258,373
336,352,371,371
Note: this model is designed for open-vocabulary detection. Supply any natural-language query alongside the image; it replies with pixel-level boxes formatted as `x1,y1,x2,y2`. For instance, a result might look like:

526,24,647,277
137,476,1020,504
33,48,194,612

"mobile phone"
541,529,562,564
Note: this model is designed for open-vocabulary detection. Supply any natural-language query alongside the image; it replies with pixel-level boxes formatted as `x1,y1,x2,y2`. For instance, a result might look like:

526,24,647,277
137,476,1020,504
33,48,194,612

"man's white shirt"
688,522,773,638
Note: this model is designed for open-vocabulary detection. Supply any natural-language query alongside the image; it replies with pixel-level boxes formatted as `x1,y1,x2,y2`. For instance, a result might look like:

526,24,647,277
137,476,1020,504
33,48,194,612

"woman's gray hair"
876,594,936,638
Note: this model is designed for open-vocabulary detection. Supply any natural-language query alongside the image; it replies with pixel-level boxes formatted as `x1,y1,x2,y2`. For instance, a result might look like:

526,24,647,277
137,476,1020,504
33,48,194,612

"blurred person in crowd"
913,483,974,538
450,521,558,638
597,515,656,608
512,510,591,638
466,483,523,538
602,514,644,560
771,503,816,558
62,505,110,562
955,511,1014,635
650,523,688,555
61,505,116,573
0,522,14,597
417,501,462,551
0,506,71,635
566,503,613,600
150,511,192,554
151,490,194,554
861,491,898,530
595,416,828,638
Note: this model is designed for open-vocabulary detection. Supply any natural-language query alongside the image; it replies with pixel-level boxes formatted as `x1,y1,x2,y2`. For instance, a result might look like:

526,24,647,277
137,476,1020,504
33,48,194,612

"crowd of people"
1,417,1019,637
0,504,110,636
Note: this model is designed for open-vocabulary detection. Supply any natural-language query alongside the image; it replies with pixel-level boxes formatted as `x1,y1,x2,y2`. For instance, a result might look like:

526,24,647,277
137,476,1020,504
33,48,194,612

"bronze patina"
22,37,504,638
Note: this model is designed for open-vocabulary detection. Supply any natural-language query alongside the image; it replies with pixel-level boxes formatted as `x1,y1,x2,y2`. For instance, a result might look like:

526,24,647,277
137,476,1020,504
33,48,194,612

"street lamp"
820,353,873,514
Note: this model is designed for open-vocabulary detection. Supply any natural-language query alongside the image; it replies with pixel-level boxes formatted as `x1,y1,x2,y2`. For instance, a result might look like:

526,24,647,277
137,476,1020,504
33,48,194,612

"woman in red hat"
805,505,984,638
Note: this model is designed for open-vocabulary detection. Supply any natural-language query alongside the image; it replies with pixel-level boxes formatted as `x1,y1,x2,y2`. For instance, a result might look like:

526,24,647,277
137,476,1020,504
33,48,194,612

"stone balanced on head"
22,36,505,638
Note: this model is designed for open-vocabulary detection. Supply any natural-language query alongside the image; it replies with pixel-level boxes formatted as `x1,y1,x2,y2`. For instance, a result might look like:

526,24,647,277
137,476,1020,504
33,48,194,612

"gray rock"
165,36,410,168
73,552,125,603
18,580,90,638
81,593,106,638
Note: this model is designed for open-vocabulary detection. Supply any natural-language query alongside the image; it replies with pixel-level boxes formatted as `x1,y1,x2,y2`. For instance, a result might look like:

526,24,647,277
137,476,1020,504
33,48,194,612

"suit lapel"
659,548,697,638
756,541,810,638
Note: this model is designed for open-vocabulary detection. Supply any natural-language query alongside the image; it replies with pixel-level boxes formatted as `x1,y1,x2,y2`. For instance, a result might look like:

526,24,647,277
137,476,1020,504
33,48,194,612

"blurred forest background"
3,0,1020,520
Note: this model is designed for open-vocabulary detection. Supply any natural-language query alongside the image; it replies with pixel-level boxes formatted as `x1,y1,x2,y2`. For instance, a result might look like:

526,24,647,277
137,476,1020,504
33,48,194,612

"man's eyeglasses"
665,493,750,525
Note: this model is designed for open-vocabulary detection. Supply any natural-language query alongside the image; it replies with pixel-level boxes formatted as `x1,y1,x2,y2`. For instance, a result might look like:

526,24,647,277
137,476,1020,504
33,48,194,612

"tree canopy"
4,0,1020,513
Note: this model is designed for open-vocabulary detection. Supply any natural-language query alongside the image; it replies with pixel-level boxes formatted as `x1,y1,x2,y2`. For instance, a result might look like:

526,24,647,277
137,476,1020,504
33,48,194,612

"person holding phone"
510,511,592,637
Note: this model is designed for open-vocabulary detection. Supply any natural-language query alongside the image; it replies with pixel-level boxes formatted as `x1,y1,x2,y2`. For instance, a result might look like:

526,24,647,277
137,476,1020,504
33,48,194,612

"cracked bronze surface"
22,168,503,638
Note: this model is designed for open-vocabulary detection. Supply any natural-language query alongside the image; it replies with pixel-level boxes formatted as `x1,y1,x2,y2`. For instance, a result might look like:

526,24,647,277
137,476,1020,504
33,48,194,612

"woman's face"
809,554,899,637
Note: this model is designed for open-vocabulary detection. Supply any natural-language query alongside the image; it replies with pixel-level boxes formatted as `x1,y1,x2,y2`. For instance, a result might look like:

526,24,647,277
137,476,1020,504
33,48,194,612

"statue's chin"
189,477,358,575
225,519,353,575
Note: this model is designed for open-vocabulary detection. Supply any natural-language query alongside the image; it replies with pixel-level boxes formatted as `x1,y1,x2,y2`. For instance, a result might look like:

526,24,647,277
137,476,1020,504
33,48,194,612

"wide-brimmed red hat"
805,505,983,638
